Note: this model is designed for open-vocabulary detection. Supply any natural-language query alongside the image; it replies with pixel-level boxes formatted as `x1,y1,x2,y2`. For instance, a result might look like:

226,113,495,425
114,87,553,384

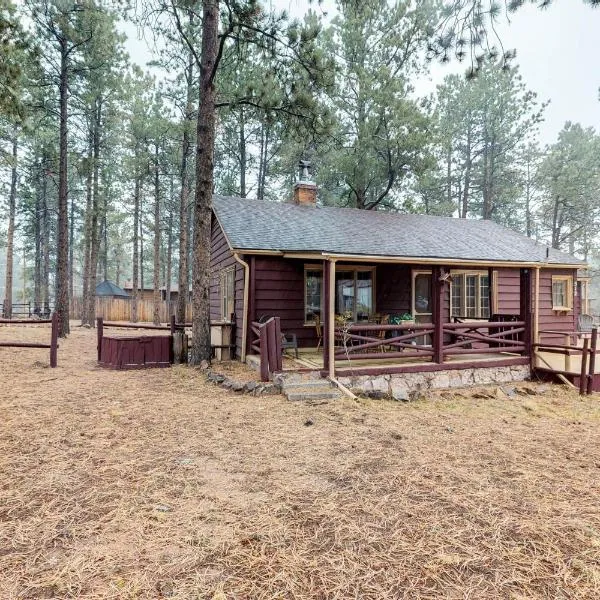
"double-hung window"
220,267,235,321
552,276,573,311
450,272,490,319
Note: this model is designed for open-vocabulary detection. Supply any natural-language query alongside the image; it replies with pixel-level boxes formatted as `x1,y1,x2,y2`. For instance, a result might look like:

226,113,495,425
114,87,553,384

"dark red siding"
210,217,245,357
538,268,578,342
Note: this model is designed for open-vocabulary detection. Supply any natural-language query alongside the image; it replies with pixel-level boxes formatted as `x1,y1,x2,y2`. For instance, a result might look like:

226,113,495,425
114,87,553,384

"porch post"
323,259,330,373
520,268,533,357
488,267,495,317
328,259,336,378
432,266,445,364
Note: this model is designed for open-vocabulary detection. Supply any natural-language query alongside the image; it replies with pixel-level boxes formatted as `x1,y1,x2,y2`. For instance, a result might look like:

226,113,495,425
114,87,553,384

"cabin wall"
210,217,244,357
252,257,318,348
538,268,578,341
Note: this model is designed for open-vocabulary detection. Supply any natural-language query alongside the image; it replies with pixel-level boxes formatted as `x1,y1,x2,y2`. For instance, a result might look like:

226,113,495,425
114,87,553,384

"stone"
501,386,516,398
154,504,172,513
304,418,314,426
259,383,280,395
409,390,427,402
366,390,386,400
391,385,409,402
200,360,209,370
231,381,245,392
244,381,258,393
222,379,233,389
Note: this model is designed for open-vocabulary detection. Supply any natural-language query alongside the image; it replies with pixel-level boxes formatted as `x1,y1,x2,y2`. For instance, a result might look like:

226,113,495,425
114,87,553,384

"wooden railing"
442,320,526,356
333,319,528,365
334,323,435,361
250,317,282,381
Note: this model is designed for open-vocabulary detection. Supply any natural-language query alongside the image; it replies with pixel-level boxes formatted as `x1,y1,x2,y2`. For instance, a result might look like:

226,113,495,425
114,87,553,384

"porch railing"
334,319,528,364
250,317,282,381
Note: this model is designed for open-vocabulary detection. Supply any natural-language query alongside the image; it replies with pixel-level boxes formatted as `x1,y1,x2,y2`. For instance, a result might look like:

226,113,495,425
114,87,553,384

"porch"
247,258,534,380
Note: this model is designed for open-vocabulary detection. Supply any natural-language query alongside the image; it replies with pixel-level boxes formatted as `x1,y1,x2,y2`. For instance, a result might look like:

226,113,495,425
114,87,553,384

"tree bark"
166,206,173,319
85,98,102,327
153,142,161,325
33,164,41,314
131,174,140,323
81,138,93,322
3,135,18,319
56,38,70,336
190,0,219,365
42,169,50,315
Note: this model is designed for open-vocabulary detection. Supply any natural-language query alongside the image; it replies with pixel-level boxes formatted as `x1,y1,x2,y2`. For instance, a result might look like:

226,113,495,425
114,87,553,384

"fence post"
97,317,104,362
170,314,176,334
579,337,589,396
259,323,269,382
49,312,58,368
266,318,278,375
432,266,445,364
587,327,598,395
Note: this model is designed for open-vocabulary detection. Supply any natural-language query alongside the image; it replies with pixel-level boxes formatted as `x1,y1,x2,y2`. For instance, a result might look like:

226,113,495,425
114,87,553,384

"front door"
413,270,432,345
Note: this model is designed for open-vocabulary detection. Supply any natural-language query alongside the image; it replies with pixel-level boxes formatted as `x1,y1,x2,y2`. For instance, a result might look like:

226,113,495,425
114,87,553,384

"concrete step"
286,389,342,402
282,379,334,391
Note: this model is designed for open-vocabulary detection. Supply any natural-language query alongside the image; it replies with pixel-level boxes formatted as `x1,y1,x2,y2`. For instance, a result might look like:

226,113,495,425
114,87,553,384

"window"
450,272,490,319
305,268,323,324
303,266,375,324
220,267,235,321
552,275,573,311
578,279,590,314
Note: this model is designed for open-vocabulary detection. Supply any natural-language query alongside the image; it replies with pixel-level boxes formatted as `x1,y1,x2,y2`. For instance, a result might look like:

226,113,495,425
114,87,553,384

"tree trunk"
85,98,102,327
166,206,173,319
81,137,93,322
34,165,41,314
56,39,70,336
140,204,145,298
461,126,472,219
69,197,75,303
3,135,18,319
239,107,246,197
42,170,50,315
190,0,219,365
132,174,140,323
153,142,161,325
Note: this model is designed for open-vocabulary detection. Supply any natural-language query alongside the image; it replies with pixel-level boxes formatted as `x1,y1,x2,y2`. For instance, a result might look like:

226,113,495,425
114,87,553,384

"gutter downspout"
233,253,249,363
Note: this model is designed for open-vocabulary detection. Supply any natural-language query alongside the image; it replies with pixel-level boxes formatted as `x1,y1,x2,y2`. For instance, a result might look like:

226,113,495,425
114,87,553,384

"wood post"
49,312,58,368
266,318,278,374
259,323,269,382
96,317,103,362
173,330,186,364
170,314,176,334
274,316,282,372
520,268,533,358
322,259,330,373
586,326,598,395
579,337,589,396
432,266,445,364
328,260,336,379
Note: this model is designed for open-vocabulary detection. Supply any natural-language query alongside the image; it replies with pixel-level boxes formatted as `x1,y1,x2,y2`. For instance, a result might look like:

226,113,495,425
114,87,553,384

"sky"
125,1,600,147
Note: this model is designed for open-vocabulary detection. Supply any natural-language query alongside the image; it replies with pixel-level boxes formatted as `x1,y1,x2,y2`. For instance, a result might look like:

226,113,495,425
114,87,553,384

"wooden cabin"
210,181,587,385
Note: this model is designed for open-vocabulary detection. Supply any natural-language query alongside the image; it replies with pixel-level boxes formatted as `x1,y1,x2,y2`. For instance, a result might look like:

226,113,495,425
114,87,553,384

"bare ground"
1,323,600,599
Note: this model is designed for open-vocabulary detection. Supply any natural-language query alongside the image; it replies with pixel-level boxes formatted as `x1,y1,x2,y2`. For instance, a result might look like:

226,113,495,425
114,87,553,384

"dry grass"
1,323,600,599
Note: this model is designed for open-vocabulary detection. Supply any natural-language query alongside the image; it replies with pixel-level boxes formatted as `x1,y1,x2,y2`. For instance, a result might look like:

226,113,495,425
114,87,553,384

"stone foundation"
337,365,531,401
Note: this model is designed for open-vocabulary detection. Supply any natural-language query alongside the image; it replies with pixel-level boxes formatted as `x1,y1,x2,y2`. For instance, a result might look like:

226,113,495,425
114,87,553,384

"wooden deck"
284,348,530,375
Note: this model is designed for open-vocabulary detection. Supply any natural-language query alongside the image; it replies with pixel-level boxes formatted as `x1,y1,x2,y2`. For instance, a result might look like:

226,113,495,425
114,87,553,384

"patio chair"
314,313,323,350
578,313,594,334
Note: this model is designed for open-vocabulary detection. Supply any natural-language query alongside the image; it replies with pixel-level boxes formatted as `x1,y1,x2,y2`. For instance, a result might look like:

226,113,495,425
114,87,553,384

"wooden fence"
71,297,193,323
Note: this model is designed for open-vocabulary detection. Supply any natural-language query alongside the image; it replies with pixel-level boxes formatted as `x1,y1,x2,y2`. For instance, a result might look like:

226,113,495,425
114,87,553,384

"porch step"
282,380,342,402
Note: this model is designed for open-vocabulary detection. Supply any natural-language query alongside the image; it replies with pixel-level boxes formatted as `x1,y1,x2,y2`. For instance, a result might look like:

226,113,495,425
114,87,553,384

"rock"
366,390,386,400
200,360,210,370
259,383,280,395
501,386,516,398
391,386,409,402
244,381,258,393
154,504,172,513
409,390,427,402
370,376,389,394
222,379,233,389
231,381,245,392
304,418,314,426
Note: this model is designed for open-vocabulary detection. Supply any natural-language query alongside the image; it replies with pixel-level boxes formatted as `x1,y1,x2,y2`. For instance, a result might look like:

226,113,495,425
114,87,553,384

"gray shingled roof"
96,280,130,297
213,196,584,265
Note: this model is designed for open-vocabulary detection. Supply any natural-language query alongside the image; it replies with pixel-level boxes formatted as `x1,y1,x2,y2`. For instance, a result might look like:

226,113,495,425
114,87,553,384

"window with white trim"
450,272,490,319
304,267,323,324
552,275,573,311
220,267,235,321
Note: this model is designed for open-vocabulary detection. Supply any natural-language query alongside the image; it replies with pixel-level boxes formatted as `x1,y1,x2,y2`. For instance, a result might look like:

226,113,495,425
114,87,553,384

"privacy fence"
70,297,193,323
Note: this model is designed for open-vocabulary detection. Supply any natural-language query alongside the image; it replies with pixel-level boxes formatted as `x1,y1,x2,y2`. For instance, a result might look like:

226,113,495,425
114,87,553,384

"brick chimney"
293,159,317,206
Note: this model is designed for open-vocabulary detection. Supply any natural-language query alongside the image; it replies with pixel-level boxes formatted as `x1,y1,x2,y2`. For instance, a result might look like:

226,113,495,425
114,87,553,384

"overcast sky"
125,1,600,147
